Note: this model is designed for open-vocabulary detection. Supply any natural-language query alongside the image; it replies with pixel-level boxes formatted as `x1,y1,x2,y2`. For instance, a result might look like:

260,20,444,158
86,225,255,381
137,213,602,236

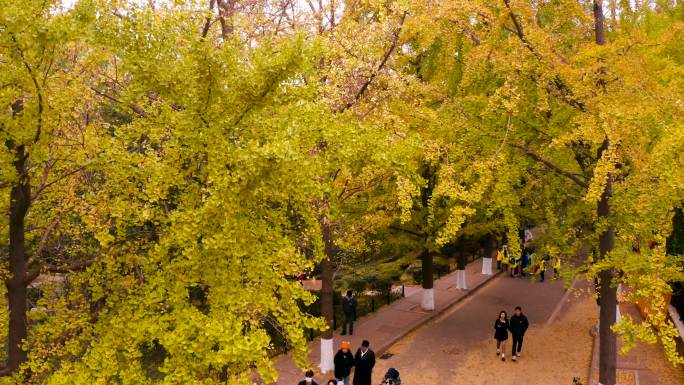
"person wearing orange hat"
333,341,354,385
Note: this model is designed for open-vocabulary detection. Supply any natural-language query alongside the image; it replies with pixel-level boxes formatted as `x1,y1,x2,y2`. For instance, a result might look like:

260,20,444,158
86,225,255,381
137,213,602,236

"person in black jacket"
494,310,509,361
334,341,354,385
341,290,357,336
509,306,529,361
353,340,375,385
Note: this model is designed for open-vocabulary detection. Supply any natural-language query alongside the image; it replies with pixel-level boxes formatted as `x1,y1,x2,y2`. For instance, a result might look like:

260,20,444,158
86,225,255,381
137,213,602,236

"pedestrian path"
273,258,499,384
373,272,573,384
588,303,684,385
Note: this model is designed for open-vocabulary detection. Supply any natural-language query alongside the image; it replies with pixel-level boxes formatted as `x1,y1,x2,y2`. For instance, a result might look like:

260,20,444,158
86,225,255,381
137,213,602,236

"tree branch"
389,225,425,239
31,159,54,201
500,1,583,110
26,259,95,285
339,172,391,202
337,11,407,113
25,220,59,268
507,142,589,189
502,0,543,62
201,0,218,38
9,33,44,144
31,165,87,202
90,87,149,117
451,19,481,45
216,0,236,40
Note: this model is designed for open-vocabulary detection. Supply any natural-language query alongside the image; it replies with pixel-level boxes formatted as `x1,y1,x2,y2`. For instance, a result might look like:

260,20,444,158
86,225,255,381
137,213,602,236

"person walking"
494,310,509,361
496,246,504,271
509,306,529,361
353,340,375,385
539,257,548,282
553,257,561,279
334,341,354,385
298,369,319,385
341,290,357,336
501,247,510,272
326,380,342,385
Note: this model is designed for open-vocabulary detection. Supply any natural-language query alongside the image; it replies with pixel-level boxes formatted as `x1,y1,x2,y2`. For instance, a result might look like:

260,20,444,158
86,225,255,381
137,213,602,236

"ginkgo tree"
3,0,365,384
50,8,348,385
1,1,682,385
371,14,527,310
279,0,417,373
405,2,684,385
0,0,107,378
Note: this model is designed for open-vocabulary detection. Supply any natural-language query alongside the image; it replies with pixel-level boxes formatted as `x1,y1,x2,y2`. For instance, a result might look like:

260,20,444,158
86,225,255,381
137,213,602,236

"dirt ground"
375,292,597,385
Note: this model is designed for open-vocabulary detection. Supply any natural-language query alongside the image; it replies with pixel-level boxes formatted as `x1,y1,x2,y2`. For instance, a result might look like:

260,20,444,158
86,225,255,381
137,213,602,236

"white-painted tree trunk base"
481,257,493,275
421,288,435,311
616,304,621,324
616,283,622,324
667,305,684,342
456,269,468,290
318,338,334,374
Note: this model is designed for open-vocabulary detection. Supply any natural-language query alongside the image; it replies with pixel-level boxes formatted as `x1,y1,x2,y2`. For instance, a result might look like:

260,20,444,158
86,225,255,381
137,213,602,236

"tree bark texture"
593,3,617,384
597,138,617,385
6,144,30,373
320,220,334,340
421,249,433,290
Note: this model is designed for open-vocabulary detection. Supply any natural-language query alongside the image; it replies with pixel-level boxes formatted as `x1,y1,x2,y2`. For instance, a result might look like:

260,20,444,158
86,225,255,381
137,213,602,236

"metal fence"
268,253,482,356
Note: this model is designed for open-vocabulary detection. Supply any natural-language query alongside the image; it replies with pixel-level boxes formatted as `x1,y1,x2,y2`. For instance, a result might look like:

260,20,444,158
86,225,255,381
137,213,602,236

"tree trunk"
484,234,497,259
318,220,335,373
481,234,496,275
593,3,617,384
456,248,467,271
320,223,334,339
6,144,30,374
593,0,606,46
597,138,617,385
456,248,468,289
420,249,434,311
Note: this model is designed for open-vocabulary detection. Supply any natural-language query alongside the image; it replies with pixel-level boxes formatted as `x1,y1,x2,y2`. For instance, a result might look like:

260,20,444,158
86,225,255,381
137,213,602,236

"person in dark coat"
353,340,375,385
334,341,354,385
494,310,509,361
341,290,357,336
509,306,529,361
297,369,319,385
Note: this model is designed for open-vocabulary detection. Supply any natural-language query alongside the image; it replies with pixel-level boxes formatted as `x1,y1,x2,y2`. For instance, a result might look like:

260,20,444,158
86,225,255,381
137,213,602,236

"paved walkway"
372,273,572,384
588,303,684,385
273,258,499,384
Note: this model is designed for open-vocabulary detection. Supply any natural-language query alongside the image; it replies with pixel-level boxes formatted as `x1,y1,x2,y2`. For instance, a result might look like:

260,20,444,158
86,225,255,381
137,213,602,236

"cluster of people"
299,340,397,385
298,279,535,384
496,246,560,281
298,291,399,385
493,306,529,362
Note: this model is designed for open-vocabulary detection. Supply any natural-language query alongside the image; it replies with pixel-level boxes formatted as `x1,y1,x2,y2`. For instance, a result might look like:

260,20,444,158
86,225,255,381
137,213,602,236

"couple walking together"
494,306,529,362
333,340,375,385
299,340,374,385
